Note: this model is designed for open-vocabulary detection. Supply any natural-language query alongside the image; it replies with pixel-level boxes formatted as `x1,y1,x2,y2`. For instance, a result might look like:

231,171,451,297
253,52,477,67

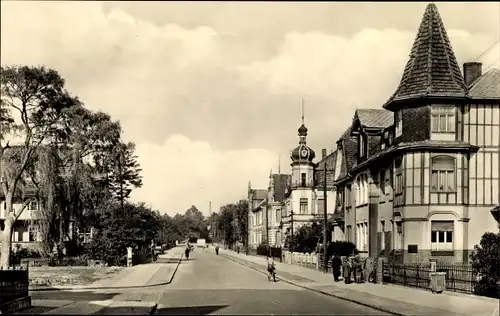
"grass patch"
29,266,124,286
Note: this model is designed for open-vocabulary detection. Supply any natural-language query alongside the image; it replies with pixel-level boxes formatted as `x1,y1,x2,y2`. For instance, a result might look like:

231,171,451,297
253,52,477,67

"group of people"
331,252,366,284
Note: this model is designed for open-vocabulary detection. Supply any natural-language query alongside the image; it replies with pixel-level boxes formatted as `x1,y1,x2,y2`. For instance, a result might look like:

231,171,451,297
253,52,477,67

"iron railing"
0,265,29,306
382,262,478,295
436,262,478,295
382,262,432,290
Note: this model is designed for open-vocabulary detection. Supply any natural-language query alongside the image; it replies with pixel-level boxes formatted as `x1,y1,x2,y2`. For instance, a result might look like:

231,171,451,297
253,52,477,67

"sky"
1,2,499,216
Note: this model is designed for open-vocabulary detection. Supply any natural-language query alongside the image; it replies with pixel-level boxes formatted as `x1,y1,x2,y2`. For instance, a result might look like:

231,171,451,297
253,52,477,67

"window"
27,199,38,211
359,135,366,157
395,110,403,138
346,185,352,207
431,156,455,192
299,198,308,214
431,106,455,133
394,158,403,195
431,221,454,250
380,221,385,251
301,173,307,187
346,225,352,242
356,174,369,206
380,169,386,194
276,209,281,222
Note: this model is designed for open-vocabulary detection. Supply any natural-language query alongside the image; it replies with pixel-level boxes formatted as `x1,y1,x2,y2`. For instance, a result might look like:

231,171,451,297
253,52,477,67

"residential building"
0,184,42,248
247,182,267,248
265,173,291,246
332,3,500,263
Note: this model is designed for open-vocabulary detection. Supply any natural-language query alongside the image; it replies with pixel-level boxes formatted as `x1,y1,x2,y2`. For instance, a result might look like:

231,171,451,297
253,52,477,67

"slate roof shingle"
271,174,291,203
383,3,467,110
469,68,500,99
315,151,337,189
356,109,394,129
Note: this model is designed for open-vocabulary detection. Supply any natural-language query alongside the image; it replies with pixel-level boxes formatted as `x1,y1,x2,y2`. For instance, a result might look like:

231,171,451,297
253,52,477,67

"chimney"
322,148,327,158
463,62,482,86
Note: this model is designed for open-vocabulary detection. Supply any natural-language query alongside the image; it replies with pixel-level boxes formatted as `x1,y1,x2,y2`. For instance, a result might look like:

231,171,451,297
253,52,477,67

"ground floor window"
431,221,454,250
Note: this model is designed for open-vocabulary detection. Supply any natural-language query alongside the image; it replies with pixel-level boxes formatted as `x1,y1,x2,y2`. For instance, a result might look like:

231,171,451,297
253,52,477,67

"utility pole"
290,210,294,252
323,156,329,273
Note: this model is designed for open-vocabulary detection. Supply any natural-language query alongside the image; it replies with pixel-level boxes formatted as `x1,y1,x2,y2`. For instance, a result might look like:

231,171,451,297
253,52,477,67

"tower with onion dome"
285,99,317,233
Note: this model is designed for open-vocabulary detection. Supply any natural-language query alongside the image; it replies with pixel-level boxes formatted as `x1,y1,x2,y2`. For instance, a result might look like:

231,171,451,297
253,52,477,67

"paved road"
153,248,391,315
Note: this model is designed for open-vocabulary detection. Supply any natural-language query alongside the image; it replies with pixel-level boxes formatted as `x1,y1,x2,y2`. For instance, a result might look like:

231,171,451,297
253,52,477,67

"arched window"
431,156,456,192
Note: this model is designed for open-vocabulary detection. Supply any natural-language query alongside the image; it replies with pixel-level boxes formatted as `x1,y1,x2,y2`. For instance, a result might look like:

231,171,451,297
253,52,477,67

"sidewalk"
220,249,499,316
26,247,185,315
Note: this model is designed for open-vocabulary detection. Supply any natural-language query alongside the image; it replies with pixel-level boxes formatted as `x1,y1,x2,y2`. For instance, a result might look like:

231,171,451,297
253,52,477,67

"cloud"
131,135,279,215
1,2,497,214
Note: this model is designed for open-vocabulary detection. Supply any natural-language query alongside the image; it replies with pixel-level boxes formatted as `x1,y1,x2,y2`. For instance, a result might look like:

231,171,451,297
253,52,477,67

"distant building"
247,183,267,247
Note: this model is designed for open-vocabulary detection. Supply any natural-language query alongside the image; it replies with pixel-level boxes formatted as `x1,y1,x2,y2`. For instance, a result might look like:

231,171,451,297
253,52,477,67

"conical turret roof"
383,3,468,110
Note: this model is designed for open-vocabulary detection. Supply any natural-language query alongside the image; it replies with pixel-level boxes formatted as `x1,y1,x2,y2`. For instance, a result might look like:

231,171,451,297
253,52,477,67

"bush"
256,243,270,256
470,232,500,299
10,244,41,265
327,241,357,257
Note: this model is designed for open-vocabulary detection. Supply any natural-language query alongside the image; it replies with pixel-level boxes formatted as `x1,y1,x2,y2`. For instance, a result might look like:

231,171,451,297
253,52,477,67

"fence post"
376,257,386,284
430,261,437,272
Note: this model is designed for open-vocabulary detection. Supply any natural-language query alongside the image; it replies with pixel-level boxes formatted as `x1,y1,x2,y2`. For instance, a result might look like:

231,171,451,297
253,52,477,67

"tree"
107,142,142,211
470,232,500,298
0,65,78,267
285,222,323,253
86,202,162,266
217,204,234,245
233,200,248,245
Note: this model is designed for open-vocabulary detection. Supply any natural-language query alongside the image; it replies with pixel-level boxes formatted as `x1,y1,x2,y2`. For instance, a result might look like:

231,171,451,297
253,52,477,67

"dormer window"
395,110,403,138
359,135,366,157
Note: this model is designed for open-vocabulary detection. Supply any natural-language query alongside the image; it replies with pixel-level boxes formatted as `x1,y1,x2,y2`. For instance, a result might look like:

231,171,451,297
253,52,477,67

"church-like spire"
383,3,468,110
298,98,308,143
290,98,315,163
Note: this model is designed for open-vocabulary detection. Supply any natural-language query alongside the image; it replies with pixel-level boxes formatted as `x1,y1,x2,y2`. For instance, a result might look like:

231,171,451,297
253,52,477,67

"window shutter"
317,199,324,214
431,221,454,231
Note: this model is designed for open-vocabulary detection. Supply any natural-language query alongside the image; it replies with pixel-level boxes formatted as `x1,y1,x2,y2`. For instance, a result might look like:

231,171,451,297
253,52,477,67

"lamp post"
323,158,328,273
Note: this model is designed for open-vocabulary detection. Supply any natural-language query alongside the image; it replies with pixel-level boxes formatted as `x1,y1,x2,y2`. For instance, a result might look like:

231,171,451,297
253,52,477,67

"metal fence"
436,262,478,295
0,265,29,306
382,262,432,290
382,262,477,295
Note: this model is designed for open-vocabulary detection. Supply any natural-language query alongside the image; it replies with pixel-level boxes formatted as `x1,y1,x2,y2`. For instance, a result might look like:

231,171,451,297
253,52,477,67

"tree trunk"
0,213,15,268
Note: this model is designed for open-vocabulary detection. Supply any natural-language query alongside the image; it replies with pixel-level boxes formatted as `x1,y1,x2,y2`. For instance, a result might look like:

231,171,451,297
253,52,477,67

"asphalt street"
153,247,391,315
22,248,392,315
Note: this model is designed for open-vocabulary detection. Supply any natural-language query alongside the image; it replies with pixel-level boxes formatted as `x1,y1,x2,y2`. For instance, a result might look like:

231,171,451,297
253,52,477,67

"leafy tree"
285,222,323,253
217,205,234,245
86,202,162,266
233,200,248,245
0,65,78,267
107,142,142,211
470,232,500,298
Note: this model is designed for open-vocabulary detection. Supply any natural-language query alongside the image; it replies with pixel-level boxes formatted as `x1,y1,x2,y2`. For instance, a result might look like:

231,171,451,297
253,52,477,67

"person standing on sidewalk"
342,256,351,284
332,254,342,282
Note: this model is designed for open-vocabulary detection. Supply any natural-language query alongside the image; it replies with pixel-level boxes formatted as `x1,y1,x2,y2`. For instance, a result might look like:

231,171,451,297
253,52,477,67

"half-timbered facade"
332,3,500,263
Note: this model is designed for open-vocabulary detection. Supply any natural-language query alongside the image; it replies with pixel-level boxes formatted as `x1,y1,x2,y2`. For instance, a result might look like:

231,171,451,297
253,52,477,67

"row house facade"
247,183,267,247
331,3,500,263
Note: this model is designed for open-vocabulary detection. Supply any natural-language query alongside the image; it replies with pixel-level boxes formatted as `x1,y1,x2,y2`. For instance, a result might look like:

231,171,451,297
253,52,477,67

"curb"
149,303,158,315
29,253,185,292
167,253,184,284
220,254,404,316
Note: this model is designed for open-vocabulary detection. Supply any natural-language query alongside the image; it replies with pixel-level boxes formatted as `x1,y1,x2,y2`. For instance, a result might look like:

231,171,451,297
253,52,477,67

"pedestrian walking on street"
215,244,219,255
185,245,191,260
332,254,342,282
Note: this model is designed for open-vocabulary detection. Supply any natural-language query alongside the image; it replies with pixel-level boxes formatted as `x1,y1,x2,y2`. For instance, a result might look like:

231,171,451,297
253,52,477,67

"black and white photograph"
0,1,499,315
